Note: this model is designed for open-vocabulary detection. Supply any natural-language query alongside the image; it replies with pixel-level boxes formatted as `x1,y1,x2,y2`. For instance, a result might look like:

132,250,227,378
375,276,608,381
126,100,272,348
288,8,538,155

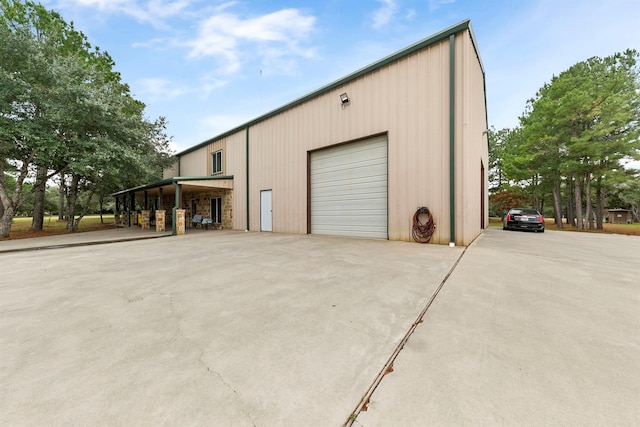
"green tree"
517,50,640,229
0,0,174,237
607,170,640,222
488,126,510,191
0,21,54,235
489,186,530,217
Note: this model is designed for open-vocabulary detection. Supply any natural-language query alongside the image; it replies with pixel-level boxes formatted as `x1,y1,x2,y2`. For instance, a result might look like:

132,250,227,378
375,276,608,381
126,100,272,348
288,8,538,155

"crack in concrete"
202,363,258,427
167,292,257,427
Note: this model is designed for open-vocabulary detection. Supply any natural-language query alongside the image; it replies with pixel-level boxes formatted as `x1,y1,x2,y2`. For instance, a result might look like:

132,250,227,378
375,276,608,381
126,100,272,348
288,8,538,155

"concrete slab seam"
344,244,470,426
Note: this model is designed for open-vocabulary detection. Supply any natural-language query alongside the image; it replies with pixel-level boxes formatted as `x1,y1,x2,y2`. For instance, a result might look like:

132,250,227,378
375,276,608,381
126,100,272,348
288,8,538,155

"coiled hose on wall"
412,207,436,243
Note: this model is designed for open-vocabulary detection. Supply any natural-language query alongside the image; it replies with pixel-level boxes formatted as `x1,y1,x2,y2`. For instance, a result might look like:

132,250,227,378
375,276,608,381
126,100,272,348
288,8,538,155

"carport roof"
111,175,233,197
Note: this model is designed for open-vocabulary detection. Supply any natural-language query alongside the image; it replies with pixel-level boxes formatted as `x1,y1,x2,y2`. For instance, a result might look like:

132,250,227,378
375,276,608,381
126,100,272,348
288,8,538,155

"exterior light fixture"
340,92,350,107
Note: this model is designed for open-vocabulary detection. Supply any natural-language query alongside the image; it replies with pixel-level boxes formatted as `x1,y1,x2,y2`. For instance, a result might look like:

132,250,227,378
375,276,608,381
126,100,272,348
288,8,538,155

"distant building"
607,209,630,224
114,20,489,246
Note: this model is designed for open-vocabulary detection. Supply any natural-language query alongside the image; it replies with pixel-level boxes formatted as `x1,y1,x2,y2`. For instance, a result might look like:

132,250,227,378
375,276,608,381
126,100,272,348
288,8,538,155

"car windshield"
512,209,539,215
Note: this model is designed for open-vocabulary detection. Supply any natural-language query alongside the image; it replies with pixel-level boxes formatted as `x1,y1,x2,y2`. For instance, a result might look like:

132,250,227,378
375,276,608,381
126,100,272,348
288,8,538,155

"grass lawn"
3,215,116,240
489,217,640,236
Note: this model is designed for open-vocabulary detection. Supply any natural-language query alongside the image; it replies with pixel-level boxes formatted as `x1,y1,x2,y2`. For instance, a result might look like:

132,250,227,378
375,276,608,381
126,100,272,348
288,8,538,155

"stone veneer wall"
181,189,233,230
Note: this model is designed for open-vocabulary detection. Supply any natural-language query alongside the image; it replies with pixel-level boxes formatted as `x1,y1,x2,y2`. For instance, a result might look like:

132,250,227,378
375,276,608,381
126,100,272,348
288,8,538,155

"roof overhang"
112,176,234,198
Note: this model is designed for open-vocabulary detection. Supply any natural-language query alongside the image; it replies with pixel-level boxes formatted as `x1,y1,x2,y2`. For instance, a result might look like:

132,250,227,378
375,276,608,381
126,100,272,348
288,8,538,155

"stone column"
156,210,166,232
176,209,186,235
141,210,150,230
129,211,137,227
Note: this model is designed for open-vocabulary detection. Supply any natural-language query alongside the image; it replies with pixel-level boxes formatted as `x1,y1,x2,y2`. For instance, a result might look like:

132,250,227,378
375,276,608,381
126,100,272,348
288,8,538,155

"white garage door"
310,135,388,239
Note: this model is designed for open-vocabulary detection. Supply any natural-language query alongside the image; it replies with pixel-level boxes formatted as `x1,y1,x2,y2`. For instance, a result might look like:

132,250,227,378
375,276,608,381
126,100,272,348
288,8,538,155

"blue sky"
40,0,640,154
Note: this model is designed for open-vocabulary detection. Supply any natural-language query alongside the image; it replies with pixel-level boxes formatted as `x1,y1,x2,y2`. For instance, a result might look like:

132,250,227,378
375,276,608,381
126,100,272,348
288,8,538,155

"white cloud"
186,113,254,146
146,0,191,18
131,37,173,50
371,0,398,29
135,73,229,104
134,78,188,101
54,0,192,27
198,75,229,96
428,0,455,12
186,8,316,75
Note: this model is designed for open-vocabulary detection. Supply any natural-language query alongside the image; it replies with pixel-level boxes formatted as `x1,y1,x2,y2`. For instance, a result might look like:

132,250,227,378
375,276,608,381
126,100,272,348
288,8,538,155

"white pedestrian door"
260,190,272,232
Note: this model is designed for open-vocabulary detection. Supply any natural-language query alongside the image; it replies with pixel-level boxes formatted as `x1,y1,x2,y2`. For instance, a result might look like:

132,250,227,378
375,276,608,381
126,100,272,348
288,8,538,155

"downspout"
449,33,456,247
246,126,250,231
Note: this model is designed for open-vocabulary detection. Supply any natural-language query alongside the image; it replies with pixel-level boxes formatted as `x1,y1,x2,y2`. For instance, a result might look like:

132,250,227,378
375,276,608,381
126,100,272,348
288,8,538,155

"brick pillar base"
155,210,166,232
141,210,150,230
176,209,186,235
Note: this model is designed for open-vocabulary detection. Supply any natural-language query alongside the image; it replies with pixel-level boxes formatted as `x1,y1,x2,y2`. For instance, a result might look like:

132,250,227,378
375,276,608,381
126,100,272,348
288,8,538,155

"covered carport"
112,176,233,234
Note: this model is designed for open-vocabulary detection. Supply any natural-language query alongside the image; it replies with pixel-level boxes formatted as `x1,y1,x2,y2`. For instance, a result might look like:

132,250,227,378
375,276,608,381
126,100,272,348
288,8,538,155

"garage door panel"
312,196,386,207
313,142,386,159
312,161,387,180
314,151,387,167
312,225,387,239
312,211,388,221
310,136,388,239
312,181,387,197
313,151,386,171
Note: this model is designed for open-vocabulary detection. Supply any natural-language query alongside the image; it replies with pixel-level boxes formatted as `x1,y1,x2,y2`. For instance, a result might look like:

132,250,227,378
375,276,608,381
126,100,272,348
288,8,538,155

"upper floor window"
212,150,223,175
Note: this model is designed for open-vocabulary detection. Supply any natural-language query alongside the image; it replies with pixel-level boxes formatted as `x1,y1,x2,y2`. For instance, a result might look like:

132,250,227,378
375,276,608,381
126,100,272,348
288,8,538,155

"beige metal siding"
179,140,229,177
174,26,487,245
455,30,488,246
224,130,247,230
206,140,227,175
180,148,208,177
163,161,179,179
246,39,453,242
388,43,451,243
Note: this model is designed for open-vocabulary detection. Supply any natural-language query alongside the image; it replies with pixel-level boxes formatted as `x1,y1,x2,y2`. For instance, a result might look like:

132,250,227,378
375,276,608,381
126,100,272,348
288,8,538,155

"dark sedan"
503,208,545,232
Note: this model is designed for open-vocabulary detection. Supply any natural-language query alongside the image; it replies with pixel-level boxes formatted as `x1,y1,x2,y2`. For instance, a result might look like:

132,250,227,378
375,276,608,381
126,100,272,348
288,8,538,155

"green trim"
449,33,456,245
245,126,250,231
176,19,472,157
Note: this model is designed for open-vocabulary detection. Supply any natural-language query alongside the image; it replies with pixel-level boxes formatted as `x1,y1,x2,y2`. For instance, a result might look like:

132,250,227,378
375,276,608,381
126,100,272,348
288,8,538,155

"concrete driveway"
357,229,640,426
1,228,638,426
0,231,463,426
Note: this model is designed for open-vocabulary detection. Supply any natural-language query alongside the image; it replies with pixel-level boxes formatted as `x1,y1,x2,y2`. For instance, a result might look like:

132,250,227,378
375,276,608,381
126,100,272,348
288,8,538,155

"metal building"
114,19,489,246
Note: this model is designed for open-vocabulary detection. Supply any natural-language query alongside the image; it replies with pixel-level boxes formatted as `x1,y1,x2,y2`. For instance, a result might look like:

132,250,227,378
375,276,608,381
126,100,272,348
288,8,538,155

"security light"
340,93,350,106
